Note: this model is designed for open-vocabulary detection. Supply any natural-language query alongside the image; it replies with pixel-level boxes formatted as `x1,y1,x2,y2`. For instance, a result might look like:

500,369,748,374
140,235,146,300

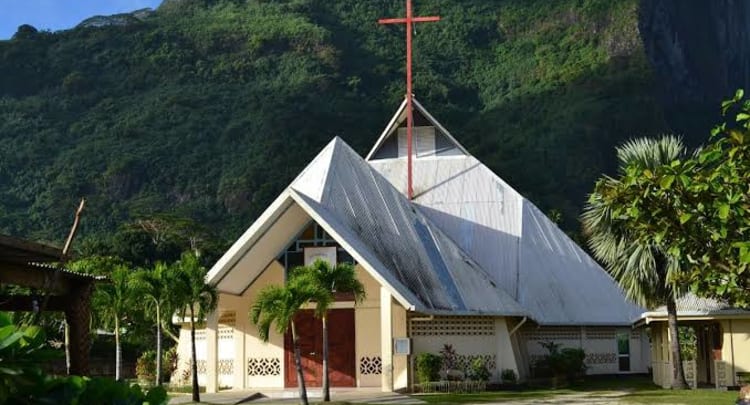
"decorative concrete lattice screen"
219,328,233,340
585,353,617,364
630,330,641,340
411,317,495,336
247,358,281,376
195,330,207,341
219,311,236,326
456,354,496,372
585,328,615,340
521,327,580,341
196,360,207,374
218,360,233,376
359,356,382,375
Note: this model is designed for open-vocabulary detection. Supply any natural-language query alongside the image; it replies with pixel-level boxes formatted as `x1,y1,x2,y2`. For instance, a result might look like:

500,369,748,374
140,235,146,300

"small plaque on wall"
304,246,337,266
393,338,411,355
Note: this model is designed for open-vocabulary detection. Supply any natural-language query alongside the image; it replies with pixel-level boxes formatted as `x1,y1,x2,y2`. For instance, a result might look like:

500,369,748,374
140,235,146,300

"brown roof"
0,234,66,264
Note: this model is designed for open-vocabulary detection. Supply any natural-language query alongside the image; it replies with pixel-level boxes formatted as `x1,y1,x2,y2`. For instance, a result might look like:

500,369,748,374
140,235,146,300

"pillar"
66,282,93,376
380,287,393,392
233,314,246,389
495,318,519,382
206,310,219,393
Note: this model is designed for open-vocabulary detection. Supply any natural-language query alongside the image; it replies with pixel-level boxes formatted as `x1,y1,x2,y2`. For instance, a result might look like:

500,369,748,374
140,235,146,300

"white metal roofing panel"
367,104,645,325
294,138,526,315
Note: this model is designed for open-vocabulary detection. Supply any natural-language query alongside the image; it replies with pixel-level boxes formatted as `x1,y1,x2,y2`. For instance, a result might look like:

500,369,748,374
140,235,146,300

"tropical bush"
136,350,156,384
468,357,491,382
533,341,586,382
0,312,168,404
415,353,442,384
501,368,518,384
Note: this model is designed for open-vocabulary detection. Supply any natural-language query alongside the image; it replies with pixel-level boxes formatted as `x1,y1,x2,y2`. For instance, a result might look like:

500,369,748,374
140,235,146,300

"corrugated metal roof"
208,137,526,316
367,100,644,325
291,138,527,316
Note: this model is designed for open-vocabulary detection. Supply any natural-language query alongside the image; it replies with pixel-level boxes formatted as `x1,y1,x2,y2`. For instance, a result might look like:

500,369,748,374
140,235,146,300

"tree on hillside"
291,259,365,402
133,262,176,386
251,275,330,405
91,263,139,381
582,135,694,389
173,252,218,403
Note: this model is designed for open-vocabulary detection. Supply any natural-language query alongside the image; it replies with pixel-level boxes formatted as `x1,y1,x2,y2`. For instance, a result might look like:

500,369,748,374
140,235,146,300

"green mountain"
0,0,746,260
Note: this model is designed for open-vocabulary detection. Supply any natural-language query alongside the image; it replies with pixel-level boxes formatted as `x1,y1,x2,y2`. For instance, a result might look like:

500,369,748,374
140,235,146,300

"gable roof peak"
366,96,469,161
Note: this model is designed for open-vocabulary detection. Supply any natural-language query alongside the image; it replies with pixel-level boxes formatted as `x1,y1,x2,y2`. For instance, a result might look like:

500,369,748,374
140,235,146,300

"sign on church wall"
304,246,337,266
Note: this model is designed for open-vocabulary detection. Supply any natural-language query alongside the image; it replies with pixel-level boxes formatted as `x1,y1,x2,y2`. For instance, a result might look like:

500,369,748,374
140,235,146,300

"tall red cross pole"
379,0,440,200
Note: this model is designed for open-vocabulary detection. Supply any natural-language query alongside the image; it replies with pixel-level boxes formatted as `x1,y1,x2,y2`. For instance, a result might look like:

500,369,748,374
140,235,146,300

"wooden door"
285,309,355,387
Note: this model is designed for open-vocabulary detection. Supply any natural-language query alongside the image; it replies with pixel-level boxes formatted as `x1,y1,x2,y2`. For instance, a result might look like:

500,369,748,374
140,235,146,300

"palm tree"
173,252,218,403
291,260,365,402
92,264,137,381
132,262,175,386
582,135,692,389
251,274,330,405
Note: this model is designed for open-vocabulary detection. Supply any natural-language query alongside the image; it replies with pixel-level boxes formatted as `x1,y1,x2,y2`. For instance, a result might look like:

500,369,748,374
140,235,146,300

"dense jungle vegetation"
0,0,722,262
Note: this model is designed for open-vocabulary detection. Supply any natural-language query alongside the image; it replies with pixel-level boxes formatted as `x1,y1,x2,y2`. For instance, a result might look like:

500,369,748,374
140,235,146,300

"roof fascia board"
207,190,294,285
412,98,470,156
289,190,417,311
366,98,408,160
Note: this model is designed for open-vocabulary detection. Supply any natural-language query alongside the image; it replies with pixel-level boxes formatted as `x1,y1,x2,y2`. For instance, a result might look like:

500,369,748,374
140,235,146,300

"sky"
1,0,163,39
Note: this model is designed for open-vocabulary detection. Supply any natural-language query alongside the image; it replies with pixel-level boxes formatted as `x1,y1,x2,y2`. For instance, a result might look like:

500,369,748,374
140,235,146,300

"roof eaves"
207,190,294,285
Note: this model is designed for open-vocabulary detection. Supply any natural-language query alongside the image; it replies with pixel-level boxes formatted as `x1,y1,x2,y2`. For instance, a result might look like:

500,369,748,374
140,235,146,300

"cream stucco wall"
354,265,382,387
521,326,648,377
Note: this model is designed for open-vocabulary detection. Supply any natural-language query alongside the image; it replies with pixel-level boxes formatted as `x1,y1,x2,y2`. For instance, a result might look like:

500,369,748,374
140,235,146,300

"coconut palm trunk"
190,307,200,403
291,321,309,405
156,302,162,386
322,315,330,401
115,317,122,381
667,298,688,389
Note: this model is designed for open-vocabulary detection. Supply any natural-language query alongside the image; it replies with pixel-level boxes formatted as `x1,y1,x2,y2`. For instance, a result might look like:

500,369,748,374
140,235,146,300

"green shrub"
415,353,442,384
535,341,587,382
469,358,491,382
136,350,156,383
0,312,168,404
501,368,517,384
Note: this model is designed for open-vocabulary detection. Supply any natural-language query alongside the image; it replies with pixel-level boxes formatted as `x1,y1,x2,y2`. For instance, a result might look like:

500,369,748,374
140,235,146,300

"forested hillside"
0,0,740,262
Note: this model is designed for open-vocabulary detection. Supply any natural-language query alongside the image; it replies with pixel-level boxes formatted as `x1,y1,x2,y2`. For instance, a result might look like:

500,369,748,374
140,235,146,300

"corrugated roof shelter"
0,234,102,376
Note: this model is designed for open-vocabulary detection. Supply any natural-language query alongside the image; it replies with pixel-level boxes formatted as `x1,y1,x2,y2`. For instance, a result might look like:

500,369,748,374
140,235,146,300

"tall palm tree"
291,260,365,402
582,135,692,389
251,275,330,405
132,262,175,386
92,264,137,381
173,252,218,403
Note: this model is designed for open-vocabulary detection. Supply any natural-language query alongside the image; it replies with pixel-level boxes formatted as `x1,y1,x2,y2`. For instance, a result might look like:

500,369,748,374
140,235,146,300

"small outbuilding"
638,293,750,389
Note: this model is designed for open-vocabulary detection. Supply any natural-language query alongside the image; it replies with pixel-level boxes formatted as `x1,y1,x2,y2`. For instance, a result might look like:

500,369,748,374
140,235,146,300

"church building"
172,98,650,393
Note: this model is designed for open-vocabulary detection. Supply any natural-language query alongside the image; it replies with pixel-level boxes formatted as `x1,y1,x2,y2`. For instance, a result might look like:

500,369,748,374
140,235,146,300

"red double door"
284,309,356,387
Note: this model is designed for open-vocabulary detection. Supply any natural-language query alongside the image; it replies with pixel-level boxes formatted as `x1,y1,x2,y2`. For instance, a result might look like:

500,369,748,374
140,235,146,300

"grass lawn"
415,375,737,404
171,375,739,404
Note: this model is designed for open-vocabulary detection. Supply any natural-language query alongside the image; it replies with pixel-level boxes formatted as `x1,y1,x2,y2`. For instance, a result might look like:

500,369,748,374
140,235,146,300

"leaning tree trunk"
291,321,309,405
115,317,122,381
190,308,200,403
322,315,330,402
667,297,689,389
156,303,162,386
